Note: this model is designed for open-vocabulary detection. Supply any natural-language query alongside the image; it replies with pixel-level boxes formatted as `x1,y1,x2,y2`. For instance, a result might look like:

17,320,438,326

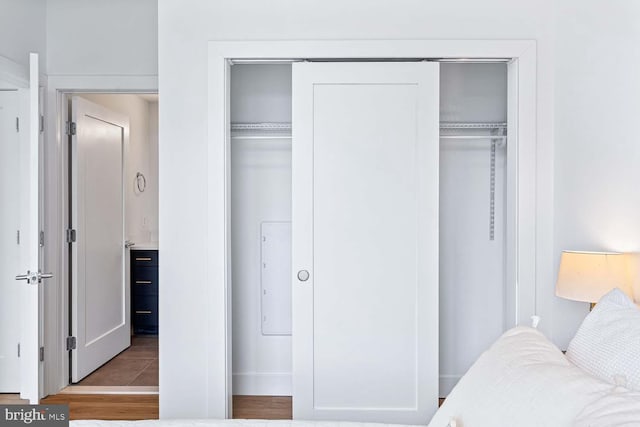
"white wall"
0,0,47,74
553,0,640,345
78,94,159,245
158,0,555,418
46,0,157,75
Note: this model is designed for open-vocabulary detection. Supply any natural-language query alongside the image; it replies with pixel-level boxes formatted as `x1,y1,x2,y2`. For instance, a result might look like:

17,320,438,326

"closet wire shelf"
231,121,506,241
230,122,507,140
439,122,507,143
230,122,293,139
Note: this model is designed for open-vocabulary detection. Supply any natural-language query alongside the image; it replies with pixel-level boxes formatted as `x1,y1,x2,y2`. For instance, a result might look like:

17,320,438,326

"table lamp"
555,251,633,308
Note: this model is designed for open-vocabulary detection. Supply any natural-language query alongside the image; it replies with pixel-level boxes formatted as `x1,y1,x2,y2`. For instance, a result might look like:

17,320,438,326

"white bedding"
427,327,640,427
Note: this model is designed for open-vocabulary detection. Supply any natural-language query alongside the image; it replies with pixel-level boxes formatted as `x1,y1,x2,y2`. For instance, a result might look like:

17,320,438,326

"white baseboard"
439,374,462,397
232,372,292,396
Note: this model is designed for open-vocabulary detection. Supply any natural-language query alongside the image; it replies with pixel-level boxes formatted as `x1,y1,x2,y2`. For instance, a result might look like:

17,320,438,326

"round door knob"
297,270,310,282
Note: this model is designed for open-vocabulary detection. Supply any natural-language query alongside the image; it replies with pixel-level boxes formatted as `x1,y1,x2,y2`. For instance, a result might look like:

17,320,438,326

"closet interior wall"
230,64,293,396
439,63,508,395
229,62,509,398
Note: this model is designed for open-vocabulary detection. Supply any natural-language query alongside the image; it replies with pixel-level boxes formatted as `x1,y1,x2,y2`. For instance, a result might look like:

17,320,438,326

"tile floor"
76,335,158,386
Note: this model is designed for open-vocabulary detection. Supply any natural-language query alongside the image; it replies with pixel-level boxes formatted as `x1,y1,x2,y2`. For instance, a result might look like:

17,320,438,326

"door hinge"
17,343,20,358
66,229,76,243
65,121,76,136
66,336,76,351
16,230,20,245
39,230,45,247
40,115,44,133
16,117,19,132
39,346,44,362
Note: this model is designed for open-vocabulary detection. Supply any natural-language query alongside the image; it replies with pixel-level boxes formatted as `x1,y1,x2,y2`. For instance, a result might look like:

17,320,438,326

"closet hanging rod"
440,135,506,140
230,135,292,140
228,58,511,65
230,122,508,131
230,135,504,141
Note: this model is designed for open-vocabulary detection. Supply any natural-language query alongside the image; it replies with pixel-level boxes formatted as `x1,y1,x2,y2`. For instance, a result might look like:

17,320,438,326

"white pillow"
566,288,640,391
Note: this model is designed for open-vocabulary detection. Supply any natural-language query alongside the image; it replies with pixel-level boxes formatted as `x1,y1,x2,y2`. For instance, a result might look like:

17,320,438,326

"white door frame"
207,39,539,418
43,75,158,395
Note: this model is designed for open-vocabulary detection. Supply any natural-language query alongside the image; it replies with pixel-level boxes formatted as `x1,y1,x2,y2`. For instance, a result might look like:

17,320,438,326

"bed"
72,289,640,427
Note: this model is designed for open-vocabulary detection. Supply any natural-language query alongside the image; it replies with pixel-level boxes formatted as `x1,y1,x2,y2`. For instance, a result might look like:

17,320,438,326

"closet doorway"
228,57,515,423
62,93,159,392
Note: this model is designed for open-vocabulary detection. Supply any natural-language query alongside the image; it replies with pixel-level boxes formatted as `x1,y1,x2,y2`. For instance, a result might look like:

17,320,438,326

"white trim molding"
207,39,538,419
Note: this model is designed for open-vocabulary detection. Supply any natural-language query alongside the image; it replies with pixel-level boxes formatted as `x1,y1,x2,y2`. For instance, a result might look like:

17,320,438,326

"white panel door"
0,89,20,393
71,96,130,382
13,53,46,403
292,62,440,423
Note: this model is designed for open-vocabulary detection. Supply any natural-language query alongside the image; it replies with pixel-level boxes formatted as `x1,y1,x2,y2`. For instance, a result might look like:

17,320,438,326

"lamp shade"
555,251,632,303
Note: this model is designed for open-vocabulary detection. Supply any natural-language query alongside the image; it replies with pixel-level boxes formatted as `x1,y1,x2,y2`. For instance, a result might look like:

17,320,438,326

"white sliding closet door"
292,62,440,424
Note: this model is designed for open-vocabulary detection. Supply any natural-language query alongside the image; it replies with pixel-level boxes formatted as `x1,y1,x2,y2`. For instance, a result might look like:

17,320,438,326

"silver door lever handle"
16,270,53,284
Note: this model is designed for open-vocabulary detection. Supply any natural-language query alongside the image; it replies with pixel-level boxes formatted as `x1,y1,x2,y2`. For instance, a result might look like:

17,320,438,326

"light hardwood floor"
233,396,292,420
10,393,441,420
41,394,160,420
8,394,444,420
0,394,28,404
12,394,443,421
35,395,292,420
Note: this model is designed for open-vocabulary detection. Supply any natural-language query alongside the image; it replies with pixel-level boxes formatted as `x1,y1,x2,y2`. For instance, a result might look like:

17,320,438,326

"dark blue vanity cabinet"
131,249,159,335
